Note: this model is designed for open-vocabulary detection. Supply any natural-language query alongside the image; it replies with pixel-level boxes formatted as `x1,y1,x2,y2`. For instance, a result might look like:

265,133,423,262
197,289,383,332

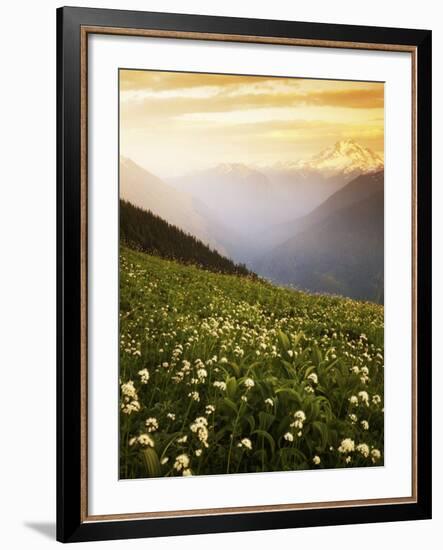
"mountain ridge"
253,171,384,303
274,139,384,176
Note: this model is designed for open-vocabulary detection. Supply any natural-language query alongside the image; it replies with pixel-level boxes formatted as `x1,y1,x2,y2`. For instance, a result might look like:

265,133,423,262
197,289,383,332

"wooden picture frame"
57,6,432,543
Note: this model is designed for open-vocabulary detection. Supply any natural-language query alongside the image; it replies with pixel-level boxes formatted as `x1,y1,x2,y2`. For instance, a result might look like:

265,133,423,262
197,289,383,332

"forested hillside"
120,200,252,277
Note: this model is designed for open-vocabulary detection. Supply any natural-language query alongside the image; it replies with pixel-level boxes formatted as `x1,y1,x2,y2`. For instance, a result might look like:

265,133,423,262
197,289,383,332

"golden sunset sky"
120,69,384,178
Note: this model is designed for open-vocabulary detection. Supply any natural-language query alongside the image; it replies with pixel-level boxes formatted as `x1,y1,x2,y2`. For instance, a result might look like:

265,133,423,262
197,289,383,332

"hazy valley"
120,139,384,303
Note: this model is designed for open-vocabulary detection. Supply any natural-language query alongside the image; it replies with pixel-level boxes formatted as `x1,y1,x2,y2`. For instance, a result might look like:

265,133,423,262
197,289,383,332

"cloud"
120,70,277,92
119,70,384,177
120,70,383,113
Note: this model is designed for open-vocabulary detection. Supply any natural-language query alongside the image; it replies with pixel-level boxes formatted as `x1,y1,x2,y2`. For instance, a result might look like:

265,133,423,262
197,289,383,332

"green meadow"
120,246,384,479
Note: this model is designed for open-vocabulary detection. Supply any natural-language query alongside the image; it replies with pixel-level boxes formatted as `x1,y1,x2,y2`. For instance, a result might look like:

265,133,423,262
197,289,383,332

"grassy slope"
120,246,384,479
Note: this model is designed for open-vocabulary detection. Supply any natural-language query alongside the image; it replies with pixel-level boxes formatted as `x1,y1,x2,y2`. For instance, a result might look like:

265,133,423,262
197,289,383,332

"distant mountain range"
253,171,384,302
169,140,384,235
168,163,273,237
120,139,384,302
120,157,243,258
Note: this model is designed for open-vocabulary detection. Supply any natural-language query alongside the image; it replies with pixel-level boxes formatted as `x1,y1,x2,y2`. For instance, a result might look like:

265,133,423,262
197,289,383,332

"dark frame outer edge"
57,6,83,542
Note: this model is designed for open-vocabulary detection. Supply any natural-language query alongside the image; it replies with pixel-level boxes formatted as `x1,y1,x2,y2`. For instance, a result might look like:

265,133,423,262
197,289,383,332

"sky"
120,69,384,178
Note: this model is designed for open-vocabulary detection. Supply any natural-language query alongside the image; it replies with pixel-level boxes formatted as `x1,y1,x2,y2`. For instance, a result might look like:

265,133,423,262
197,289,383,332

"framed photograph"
57,6,432,543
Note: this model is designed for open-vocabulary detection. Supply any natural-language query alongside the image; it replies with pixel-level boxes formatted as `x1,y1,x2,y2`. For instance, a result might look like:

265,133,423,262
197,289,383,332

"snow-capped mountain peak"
272,140,384,176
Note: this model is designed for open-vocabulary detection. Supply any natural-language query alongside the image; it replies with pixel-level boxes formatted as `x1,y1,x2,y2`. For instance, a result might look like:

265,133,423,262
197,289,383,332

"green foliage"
119,246,384,479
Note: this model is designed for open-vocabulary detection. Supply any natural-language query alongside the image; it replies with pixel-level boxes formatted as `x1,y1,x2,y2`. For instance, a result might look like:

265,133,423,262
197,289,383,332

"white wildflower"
372,394,382,405
338,438,355,454
190,417,209,448
121,380,137,398
145,417,159,432
358,391,370,406
190,417,208,430
138,368,150,384
307,373,318,384
137,434,154,448
294,410,306,422
238,438,252,450
291,410,306,430
205,405,216,415
174,454,190,472
349,395,358,406
356,443,370,457
197,368,208,380
371,449,382,463
188,391,200,402
121,400,140,415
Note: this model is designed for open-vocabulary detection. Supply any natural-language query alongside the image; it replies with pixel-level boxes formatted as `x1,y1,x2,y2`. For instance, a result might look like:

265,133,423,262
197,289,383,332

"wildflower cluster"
119,247,384,479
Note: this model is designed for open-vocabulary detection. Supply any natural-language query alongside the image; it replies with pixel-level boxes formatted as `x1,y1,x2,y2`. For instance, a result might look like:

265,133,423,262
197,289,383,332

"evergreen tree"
120,200,254,278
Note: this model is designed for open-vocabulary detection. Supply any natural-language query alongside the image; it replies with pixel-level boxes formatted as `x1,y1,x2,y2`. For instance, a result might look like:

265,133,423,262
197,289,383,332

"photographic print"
119,69,385,479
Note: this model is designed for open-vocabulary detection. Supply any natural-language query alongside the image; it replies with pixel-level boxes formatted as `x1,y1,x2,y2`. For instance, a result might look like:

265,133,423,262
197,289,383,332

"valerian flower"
237,438,252,450
138,368,150,384
290,410,306,430
338,438,355,454
307,373,318,384
356,443,370,457
349,395,358,406
371,449,382,463
137,434,154,448
174,454,190,472
121,380,137,398
145,417,159,432
188,391,200,402
358,391,370,406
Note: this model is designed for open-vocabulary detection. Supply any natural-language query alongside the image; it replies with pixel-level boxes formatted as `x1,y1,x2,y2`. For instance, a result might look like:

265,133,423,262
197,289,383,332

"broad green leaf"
142,447,161,478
